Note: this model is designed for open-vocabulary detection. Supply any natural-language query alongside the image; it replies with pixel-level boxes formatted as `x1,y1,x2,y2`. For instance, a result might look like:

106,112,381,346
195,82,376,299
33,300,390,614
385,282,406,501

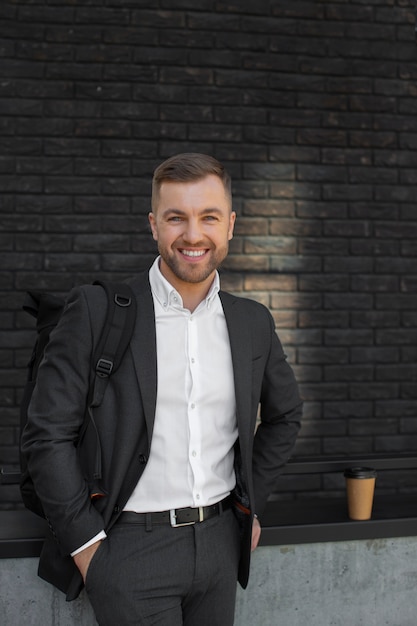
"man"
22,153,302,625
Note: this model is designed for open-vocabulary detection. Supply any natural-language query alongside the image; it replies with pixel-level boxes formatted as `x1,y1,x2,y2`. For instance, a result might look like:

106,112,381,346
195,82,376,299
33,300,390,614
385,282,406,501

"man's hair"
151,153,232,211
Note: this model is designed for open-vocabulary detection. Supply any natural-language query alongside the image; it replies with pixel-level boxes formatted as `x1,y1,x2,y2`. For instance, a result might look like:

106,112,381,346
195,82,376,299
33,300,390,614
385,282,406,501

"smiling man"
149,163,236,310
22,153,303,626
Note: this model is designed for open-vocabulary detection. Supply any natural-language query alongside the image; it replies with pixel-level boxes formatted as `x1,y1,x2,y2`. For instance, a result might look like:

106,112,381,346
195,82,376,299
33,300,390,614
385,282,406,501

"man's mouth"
180,249,207,258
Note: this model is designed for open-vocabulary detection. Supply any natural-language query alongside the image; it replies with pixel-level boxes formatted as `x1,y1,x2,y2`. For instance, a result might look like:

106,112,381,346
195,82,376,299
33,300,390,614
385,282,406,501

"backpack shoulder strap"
89,280,137,408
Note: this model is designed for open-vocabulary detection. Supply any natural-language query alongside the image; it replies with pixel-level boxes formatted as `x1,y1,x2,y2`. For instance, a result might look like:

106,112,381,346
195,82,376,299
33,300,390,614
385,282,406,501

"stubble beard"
159,244,229,285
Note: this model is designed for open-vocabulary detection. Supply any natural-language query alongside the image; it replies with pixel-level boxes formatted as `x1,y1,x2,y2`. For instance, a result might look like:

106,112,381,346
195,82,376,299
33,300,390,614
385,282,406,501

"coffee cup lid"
344,466,377,479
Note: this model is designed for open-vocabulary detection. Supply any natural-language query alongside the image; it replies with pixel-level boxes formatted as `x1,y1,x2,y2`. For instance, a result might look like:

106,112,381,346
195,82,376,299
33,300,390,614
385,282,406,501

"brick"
323,256,373,273
44,253,101,272
19,6,74,24
73,234,131,253
350,382,399,400
271,310,298,329
75,197,130,215
233,218,268,237
375,435,417,452
323,437,374,455
102,254,157,272
300,275,349,292
243,200,294,218
270,256,321,273
351,275,399,292
243,236,296,255
324,220,372,237
16,195,72,214
299,347,348,365
302,418,347,438
377,363,417,380
351,310,400,328
76,8,131,26
44,216,101,233
323,182,373,200
74,158,130,177
223,255,269,273
321,148,371,167
300,383,347,402
243,273,296,292
296,200,347,217
45,138,100,157
15,234,72,253
270,218,322,237
76,82,131,101
350,347,399,363
325,365,374,382
44,176,101,195
271,293,321,310
45,25,102,44
376,293,417,310
325,329,374,346
349,418,398,436
299,311,349,329
278,329,322,348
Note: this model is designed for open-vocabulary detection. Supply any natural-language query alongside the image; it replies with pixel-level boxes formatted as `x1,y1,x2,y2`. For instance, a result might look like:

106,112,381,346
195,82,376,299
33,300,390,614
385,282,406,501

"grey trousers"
85,507,240,626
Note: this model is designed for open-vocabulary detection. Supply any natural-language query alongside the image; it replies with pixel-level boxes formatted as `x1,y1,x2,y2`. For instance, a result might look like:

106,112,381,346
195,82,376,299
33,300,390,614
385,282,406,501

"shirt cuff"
70,530,107,557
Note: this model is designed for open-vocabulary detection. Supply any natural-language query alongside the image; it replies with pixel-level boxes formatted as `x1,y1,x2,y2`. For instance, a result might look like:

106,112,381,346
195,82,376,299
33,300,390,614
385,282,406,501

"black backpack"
19,280,137,518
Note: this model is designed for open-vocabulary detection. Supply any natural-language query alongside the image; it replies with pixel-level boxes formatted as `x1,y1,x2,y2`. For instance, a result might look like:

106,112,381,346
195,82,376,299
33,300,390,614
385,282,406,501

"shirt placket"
186,312,205,507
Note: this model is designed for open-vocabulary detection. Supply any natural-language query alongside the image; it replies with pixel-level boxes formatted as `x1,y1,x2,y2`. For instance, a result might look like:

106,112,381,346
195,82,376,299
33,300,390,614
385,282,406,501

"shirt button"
191,403,195,409
196,494,200,500
192,450,197,457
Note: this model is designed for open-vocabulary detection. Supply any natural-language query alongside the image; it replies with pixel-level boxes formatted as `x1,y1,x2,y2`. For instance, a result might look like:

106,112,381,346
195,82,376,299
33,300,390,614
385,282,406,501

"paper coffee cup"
344,467,377,521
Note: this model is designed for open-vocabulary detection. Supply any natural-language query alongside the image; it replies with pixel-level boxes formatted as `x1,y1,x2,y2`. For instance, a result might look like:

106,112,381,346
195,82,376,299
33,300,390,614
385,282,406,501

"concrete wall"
2,537,417,625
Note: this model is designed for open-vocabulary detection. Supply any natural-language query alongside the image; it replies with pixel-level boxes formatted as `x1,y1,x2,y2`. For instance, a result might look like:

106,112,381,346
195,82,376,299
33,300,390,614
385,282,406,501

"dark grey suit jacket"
22,271,302,600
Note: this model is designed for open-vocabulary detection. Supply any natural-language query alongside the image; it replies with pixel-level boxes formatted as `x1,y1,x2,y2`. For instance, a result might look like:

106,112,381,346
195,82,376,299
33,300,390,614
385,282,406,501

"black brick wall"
1,0,417,508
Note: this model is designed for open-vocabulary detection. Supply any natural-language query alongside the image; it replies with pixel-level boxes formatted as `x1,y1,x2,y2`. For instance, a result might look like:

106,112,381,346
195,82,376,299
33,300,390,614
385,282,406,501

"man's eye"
168,216,182,222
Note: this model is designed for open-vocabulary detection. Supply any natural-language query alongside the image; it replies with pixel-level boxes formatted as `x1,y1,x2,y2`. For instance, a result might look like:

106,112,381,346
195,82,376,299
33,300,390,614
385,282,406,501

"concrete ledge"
2,537,417,625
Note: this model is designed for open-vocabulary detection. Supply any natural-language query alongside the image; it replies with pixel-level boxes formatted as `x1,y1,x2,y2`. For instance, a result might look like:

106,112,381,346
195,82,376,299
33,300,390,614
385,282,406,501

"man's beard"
158,244,229,284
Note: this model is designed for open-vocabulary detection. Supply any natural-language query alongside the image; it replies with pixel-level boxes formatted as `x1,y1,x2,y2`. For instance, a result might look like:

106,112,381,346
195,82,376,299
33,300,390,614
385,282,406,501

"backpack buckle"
96,358,114,377
115,294,132,307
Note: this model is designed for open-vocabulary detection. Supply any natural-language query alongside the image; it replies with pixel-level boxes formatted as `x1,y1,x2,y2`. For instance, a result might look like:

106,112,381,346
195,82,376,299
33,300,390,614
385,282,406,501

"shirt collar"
149,256,220,311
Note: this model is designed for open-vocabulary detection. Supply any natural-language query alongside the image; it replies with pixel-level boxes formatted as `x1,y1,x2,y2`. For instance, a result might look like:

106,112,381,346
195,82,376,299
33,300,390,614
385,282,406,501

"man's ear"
228,211,236,241
148,212,158,241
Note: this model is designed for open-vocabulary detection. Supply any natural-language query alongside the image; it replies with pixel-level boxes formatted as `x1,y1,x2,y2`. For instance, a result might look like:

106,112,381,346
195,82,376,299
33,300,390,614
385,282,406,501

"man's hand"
73,540,102,583
251,516,261,551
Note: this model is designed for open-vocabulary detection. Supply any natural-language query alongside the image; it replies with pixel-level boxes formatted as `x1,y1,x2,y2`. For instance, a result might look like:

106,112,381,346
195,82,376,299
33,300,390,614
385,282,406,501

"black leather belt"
118,496,232,527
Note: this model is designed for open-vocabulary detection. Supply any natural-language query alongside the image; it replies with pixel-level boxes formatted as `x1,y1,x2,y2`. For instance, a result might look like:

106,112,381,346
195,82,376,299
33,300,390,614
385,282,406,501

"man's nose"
183,219,202,243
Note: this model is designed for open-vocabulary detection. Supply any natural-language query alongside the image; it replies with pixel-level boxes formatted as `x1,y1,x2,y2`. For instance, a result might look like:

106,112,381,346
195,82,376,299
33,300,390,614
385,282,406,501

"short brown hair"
151,153,232,211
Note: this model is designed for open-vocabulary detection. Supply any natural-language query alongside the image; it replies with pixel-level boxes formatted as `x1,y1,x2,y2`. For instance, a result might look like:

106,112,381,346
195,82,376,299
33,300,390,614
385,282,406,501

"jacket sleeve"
21,286,106,556
251,309,303,518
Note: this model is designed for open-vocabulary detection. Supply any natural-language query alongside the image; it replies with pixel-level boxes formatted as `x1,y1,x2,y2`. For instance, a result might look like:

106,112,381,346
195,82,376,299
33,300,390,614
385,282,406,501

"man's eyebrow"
160,207,224,217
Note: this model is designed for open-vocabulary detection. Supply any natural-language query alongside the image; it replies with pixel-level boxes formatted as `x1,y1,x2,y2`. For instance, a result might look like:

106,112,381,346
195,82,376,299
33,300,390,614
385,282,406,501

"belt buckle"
169,507,204,527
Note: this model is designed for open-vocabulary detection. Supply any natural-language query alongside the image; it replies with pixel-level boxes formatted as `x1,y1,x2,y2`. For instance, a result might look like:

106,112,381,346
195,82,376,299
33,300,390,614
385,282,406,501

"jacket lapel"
128,273,158,442
219,291,253,460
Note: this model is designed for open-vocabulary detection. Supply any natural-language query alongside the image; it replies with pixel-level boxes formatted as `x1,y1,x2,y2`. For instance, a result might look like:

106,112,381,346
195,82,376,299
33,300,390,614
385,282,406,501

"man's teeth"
182,250,206,257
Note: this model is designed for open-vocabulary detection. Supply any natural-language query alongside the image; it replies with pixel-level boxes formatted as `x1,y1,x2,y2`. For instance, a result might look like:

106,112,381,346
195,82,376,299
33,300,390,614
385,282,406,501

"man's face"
149,174,235,290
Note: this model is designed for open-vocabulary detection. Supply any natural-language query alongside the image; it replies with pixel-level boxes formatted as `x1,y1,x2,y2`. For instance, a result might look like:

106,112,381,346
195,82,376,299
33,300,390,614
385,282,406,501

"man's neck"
159,261,216,313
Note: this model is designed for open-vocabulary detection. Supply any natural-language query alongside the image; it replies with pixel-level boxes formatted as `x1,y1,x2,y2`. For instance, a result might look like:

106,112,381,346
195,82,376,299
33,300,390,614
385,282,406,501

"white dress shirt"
124,256,238,512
